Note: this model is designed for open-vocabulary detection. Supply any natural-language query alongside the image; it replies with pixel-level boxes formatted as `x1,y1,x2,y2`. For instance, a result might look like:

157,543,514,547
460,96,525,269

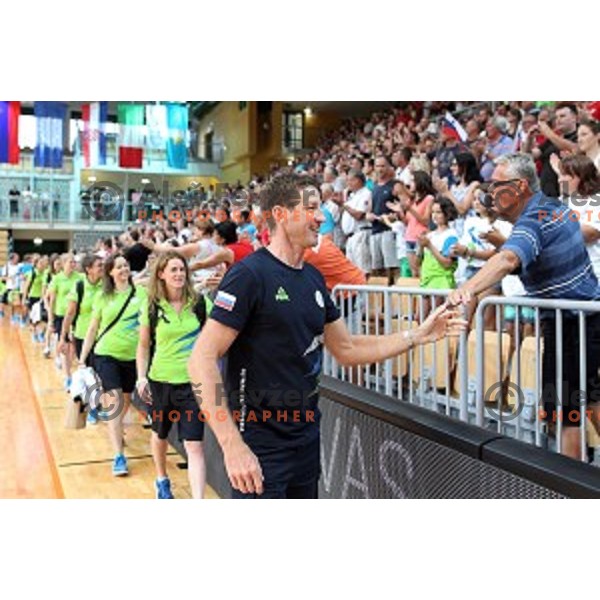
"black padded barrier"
138,377,600,498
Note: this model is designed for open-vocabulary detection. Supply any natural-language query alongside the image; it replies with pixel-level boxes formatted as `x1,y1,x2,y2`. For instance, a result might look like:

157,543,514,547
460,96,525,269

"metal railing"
0,197,203,228
327,283,600,464
474,296,600,462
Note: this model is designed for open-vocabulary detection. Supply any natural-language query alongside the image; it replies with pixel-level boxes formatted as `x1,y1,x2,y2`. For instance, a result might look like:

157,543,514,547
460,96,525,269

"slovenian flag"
0,101,21,164
34,102,67,168
442,111,468,143
166,103,188,169
118,104,144,168
82,102,107,167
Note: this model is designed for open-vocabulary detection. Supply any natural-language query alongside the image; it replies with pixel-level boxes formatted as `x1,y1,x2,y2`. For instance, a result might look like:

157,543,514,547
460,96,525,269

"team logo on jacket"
275,286,290,302
315,290,324,308
215,291,237,312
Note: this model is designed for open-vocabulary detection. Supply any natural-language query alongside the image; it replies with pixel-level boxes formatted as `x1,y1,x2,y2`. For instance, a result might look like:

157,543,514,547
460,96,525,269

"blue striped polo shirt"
502,192,600,301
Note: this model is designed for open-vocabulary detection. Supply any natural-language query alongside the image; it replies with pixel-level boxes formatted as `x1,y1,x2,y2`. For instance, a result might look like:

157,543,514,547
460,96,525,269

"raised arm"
324,303,466,367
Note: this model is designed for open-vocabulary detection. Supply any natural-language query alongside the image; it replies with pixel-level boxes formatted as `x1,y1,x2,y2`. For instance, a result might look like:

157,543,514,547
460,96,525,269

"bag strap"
94,285,136,349
72,279,85,329
147,295,207,370
193,295,207,328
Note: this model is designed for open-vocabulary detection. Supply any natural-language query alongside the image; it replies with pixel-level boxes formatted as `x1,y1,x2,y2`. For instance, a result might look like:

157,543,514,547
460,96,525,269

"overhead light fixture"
33,237,43,246
88,176,97,183
141,178,151,185
304,106,313,117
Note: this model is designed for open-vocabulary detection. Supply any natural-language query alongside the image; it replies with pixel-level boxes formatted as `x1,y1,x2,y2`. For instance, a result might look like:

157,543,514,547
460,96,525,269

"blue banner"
166,103,188,169
34,102,67,168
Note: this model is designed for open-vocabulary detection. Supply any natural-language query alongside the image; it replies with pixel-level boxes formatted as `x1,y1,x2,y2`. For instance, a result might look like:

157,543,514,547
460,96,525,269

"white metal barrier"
328,283,600,464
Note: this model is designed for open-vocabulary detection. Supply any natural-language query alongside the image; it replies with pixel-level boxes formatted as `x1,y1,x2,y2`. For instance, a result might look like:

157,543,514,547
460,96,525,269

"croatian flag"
0,101,21,164
166,103,189,169
442,111,468,143
82,102,107,167
34,102,67,168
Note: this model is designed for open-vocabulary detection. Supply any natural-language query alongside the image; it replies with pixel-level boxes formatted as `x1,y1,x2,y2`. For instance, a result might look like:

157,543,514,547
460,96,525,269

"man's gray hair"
491,115,509,134
495,153,540,192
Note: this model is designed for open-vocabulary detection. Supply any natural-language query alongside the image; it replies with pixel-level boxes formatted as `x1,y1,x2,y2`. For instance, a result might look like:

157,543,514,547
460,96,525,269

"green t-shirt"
49,271,82,317
26,268,45,299
92,286,147,361
67,277,103,340
140,296,212,385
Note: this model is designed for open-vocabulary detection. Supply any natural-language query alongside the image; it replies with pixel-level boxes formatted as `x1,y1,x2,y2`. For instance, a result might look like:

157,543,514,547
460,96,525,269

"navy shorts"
94,354,136,394
53,315,64,335
74,337,95,368
232,437,320,499
148,380,205,442
26,296,40,310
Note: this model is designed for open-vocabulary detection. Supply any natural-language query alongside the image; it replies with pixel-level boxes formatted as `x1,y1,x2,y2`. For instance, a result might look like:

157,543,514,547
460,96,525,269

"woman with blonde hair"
136,251,211,499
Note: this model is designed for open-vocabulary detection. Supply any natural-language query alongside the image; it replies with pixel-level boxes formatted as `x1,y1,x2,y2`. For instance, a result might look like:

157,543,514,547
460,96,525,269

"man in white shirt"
393,148,413,186
338,170,372,274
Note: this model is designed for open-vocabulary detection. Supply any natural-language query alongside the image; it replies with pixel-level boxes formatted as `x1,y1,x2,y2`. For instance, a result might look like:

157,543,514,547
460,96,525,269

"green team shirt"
140,296,212,384
92,286,147,361
66,277,103,340
49,271,82,317
26,268,45,299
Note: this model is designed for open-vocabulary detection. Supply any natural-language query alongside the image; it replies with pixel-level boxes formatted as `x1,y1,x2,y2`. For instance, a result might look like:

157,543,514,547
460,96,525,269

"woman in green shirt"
137,251,211,499
48,253,81,390
79,253,146,477
24,255,49,343
42,254,62,358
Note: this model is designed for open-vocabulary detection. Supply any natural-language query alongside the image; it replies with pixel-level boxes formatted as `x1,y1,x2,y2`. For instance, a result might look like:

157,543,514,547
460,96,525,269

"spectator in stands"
190,221,253,275
507,108,522,139
448,153,600,460
363,158,376,191
480,116,514,181
558,154,600,279
434,129,463,182
368,155,398,283
338,169,373,275
393,148,413,186
124,229,152,274
433,152,483,236
476,106,492,130
401,171,434,278
576,120,600,171
529,102,579,197
418,196,459,294
236,209,258,243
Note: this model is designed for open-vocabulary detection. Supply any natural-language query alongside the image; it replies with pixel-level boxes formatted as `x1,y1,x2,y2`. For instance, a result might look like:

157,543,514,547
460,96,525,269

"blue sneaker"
86,408,98,425
155,478,174,499
112,454,128,477
64,377,72,391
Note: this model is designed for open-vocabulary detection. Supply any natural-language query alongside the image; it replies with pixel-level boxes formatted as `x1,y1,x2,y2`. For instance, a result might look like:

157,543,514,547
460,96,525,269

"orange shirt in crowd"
303,235,366,292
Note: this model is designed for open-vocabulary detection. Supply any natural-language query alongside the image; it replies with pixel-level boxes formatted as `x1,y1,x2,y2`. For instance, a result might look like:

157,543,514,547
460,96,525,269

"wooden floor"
0,318,219,499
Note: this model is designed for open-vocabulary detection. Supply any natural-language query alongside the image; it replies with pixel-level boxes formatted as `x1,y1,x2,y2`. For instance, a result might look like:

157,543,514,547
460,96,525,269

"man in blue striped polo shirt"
448,153,600,460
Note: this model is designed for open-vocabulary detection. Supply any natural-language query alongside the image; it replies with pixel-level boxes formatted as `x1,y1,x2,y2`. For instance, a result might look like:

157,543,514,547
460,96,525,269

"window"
283,112,304,150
